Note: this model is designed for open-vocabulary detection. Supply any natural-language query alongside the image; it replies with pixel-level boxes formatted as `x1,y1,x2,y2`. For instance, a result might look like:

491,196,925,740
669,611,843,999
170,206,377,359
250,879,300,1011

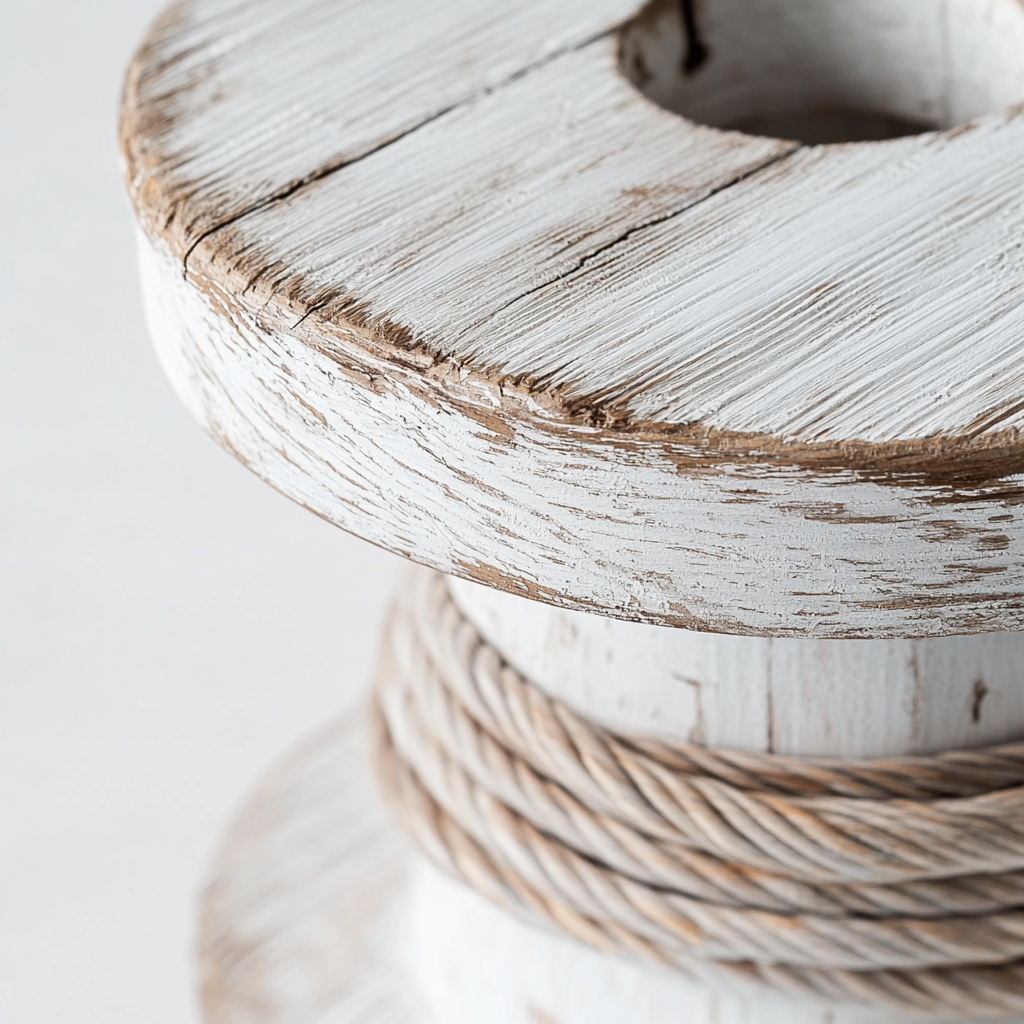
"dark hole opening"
622,0,1024,145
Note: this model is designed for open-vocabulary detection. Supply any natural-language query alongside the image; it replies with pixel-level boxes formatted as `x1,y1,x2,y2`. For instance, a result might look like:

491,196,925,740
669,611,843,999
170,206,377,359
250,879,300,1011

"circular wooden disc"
198,714,425,1024
123,0,1024,637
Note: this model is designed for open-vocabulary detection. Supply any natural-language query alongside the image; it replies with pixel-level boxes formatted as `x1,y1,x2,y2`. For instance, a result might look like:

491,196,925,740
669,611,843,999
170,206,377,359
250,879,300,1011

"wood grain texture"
124,0,1024,636
199,714,425,1024
200,707,899,1024
120,0,641,249
449,574,1024,758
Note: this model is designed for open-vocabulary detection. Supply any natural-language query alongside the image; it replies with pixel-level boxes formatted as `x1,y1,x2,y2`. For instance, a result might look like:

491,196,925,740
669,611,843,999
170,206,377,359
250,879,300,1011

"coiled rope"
370,567,1024,1018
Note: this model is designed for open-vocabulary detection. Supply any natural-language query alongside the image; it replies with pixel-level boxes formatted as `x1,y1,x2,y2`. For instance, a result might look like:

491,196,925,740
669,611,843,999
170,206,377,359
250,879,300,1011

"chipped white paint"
123,0,1024,442
129,2,1024,1019
122,0,642,247
139,232,1022,638
449,576,1024,758
189,23,1024,441
125,0,1024,635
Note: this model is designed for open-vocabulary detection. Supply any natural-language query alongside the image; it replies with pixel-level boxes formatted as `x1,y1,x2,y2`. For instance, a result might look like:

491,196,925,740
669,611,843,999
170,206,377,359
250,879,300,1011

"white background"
0,2,401,1021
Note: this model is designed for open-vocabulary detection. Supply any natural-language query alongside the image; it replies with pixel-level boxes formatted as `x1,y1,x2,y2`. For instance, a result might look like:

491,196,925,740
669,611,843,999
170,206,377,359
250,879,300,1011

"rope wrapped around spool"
370,568,1024,1018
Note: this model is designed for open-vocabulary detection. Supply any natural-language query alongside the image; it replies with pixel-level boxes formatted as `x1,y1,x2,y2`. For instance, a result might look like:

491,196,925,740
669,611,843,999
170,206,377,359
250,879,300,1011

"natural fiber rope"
369,567,1024,1017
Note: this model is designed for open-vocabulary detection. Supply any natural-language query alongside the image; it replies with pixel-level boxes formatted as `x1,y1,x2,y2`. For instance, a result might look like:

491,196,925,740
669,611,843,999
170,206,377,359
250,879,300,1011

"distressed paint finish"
141,234,1022,637
130,2,1024,1018
199,716,425,1024
121,0,643,252
449,576,1024,758
124,0,1024,637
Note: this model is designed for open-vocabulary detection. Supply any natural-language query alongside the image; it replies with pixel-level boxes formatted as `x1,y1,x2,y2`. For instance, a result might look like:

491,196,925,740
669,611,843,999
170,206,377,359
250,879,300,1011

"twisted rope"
370,567,1024,1017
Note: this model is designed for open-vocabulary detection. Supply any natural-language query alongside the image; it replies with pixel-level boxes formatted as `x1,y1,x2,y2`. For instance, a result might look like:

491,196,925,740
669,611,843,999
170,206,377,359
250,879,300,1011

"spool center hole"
620,0,1024,144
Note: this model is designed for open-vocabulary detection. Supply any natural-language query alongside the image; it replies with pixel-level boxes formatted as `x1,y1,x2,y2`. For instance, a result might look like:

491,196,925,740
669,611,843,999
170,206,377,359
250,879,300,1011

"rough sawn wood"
123,0,1024,637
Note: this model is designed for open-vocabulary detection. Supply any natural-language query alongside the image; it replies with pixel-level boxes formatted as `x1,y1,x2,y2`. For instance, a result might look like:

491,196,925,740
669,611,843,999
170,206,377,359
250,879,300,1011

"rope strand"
370,567,1024,1018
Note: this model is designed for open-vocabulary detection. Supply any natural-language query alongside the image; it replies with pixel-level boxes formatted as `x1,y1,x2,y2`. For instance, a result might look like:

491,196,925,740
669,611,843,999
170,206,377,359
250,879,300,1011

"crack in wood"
180,26,621,278
459,144,801,340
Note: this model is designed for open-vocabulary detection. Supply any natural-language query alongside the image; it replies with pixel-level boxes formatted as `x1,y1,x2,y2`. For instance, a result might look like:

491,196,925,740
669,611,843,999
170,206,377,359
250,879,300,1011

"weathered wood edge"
137,230,1024,637
120,0,1024,478
118,0,642,261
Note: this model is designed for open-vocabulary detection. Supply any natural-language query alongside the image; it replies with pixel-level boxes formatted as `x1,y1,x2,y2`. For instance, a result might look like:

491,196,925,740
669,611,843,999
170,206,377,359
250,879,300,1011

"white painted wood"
125,3,1024,1018
198,714,427,1024
121,0,642,251
200,705,990,1024
449,576,1024,757
138,230,1023,638
414,862,899,1024
623,0,1024,136
195,576,1024,1024
124,0,1024,636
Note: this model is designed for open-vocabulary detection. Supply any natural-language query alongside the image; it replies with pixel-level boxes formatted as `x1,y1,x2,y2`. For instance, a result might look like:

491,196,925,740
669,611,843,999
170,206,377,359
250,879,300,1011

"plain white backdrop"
0,2,401,1021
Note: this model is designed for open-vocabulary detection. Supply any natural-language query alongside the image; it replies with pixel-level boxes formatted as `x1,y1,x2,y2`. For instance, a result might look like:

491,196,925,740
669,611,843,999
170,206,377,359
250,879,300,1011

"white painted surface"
200,716,424,1024
124,0,1024,637
192,575,1024,1024
0,5,400,1023
194,658,1010,1024
138,232,1023,638
625,0,1024,134
126,0,1024,441
122,0,642,250
450,576,1024,757
414,862,893,1024
113,0,1024,1019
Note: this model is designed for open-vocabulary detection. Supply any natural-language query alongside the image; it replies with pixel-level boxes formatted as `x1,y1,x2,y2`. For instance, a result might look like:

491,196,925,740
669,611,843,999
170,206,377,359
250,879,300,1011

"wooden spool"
121,0,1024,1020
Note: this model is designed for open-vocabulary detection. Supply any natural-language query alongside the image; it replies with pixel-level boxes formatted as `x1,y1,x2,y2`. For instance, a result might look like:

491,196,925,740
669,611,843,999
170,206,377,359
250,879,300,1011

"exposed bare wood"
124,0,1024,635
131,4,1024,1018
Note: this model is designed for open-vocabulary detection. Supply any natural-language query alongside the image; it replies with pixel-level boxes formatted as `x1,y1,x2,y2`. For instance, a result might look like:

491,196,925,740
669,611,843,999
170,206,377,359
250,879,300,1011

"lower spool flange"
198,712,425,1024
198,706,994,1024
